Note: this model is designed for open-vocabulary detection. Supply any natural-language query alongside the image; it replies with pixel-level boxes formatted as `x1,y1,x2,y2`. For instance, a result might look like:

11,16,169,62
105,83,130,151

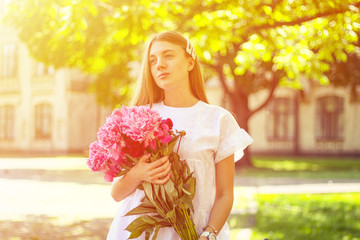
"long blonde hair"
130,31,208,107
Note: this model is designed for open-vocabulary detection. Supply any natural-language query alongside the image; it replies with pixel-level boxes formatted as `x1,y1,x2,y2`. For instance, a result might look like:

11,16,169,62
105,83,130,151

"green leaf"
142,182,158,208
126,217,153,239
263,6,272,15
182,186,192,195
149,152,160,162
160,185,167,205
152,184,170,212
164,180,178,203
113,28,129,40
160,137,179,156
183,195,195,213
125,205,157,216
141,215,158,225
182,174,195,196
151,226,161,240
126,154,140,164
165,209,176,219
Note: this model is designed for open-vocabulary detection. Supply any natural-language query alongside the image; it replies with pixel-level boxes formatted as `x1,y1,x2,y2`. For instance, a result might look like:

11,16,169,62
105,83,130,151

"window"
36,62,55,76
35,104,52,139
1,43,17,77
266,97,294,141
0,105,15,140
316,96,344,140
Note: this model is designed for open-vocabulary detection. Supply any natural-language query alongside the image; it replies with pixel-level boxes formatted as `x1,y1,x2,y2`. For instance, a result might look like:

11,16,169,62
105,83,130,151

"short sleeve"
214,112,253,164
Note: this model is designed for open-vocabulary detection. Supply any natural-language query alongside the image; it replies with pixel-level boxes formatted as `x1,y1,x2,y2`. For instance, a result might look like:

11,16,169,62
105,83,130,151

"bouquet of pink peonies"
87,106,198,240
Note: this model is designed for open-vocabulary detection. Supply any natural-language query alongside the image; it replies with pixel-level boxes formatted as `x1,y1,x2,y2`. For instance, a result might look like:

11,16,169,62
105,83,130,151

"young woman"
107,31,253,240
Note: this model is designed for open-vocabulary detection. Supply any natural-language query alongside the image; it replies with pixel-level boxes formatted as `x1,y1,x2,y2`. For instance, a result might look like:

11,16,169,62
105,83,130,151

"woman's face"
149,40,193,92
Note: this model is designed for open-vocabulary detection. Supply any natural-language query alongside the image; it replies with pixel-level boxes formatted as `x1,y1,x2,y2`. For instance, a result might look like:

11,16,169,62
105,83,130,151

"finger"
149,158,170,176
148,159,171,181
148,156,169,169
154,173,171,185
139,153,151,163
150,163,171,180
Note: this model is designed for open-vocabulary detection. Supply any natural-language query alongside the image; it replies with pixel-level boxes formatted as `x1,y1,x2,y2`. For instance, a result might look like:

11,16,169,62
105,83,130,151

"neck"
163,91,198,107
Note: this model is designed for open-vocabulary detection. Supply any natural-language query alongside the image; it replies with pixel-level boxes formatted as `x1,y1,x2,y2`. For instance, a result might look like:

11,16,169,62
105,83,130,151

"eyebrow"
149,49,176,58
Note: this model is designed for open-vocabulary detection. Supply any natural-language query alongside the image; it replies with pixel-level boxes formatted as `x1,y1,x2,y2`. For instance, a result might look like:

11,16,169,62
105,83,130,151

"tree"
3,0,360,166
179,0,360,165
326,39,360,102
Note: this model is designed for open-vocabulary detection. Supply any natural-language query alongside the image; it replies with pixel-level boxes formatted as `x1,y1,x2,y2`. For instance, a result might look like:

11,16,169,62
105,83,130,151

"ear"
187,58,195,71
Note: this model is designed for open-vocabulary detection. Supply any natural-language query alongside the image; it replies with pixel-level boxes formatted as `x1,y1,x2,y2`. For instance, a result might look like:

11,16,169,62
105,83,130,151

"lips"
157,72,169,79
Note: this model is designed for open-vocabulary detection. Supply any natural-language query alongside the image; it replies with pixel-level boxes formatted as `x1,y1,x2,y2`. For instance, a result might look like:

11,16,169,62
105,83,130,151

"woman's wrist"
128,164,144,186
200,230,217,240
203,224,218,235
204,227,215,233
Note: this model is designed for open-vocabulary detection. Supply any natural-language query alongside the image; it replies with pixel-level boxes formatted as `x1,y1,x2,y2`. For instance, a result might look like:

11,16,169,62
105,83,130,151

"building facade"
1,16,359,156
0,22,110,155
207,82,360,156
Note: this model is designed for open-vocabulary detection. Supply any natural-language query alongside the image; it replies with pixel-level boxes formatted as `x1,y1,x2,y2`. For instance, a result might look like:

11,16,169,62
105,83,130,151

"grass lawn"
232,156,360,239
251,193,360,240
237,156,360,179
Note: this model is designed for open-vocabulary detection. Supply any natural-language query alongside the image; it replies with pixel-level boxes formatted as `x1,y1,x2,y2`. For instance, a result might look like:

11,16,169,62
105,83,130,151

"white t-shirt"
107,101,253,240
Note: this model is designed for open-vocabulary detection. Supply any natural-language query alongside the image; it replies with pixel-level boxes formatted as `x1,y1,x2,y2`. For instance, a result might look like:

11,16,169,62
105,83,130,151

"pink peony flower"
119,106,162,148
97,121,120,151
103,159,121,182
123,135,146,158
162,118,173,129
87,106,177,182
97,109,127,161
156,118,173,144
87,141,108,172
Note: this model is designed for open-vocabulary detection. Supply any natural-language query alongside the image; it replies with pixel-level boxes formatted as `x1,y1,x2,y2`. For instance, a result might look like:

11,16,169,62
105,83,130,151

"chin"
156,82,173,91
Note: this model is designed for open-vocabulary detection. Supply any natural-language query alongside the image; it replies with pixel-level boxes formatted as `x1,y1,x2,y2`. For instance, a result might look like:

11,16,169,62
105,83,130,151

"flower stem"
171,205,198,240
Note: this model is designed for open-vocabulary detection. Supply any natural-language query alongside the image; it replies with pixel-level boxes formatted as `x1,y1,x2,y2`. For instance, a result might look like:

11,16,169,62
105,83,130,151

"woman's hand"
111,153,171,201
132,154,172,185
198,237,207,240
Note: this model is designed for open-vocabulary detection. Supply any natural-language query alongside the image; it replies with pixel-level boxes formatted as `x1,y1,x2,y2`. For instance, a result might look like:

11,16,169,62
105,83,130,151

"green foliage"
3,0,173,105
188,0,360,93
326,40,360,102
3,0,360,108
253,193,360,240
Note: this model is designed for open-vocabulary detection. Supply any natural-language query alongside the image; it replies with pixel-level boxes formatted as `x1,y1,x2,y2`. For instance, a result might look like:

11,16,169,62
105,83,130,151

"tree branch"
202,54,234,99
254,0,286,11
233,2,360,51
249,2,360,33
249,73,280,117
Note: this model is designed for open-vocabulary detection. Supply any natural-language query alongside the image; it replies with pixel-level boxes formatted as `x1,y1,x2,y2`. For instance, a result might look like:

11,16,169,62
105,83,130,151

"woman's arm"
199,154,235,239
111,154,172,202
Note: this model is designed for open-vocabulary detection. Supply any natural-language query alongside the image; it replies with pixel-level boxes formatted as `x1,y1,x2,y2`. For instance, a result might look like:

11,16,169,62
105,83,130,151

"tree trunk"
228,87,253,168
213,61,279,168
294,91,300,155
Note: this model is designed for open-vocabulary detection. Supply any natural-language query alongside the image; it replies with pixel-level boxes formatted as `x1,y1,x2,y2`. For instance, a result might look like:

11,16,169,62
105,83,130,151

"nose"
156,57,166,70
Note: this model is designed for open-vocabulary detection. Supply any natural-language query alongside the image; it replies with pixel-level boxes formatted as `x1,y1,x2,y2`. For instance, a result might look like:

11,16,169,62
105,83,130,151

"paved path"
239,182,360,194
